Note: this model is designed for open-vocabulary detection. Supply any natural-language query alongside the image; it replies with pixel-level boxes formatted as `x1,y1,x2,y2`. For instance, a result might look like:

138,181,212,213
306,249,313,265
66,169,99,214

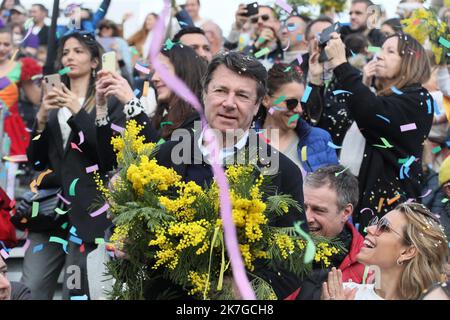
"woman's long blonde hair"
376,33,431,96
395,203,448,300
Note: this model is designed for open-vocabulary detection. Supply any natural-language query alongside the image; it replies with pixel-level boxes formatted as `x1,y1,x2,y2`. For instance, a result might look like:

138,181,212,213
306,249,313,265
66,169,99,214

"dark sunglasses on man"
251,14,270,24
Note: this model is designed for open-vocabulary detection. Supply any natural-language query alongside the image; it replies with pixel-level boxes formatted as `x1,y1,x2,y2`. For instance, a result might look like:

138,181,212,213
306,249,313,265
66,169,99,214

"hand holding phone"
244,2,259,17
102,51,116,73
43,74,62,92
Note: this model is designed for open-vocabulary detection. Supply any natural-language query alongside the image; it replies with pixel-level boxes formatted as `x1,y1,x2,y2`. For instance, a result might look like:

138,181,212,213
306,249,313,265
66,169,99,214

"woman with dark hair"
26,31,125,299
0,0,20,24
315,32,433,231
380,18,403,37
254,63,338,175
95,43,207,172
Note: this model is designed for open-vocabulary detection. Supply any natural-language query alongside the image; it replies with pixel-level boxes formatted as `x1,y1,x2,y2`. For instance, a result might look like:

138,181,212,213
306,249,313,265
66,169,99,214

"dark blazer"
27,98,125,243
146,130,308,299
333,62,433,231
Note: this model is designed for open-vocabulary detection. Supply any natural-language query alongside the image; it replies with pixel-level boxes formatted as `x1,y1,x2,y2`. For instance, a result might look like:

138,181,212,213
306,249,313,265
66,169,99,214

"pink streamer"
57,193,72,205
78,131,84,145
147,0,255,300
418,189,432,198
111,123,125,133
70,142,83,153
90,203,109,218
17,27,33,44
296,54,303,65
22,239,31,253
135,63,151,75
85,164,99,173
360,208,375,216
282,39,290,52
275,0,293,14
0,249,9,259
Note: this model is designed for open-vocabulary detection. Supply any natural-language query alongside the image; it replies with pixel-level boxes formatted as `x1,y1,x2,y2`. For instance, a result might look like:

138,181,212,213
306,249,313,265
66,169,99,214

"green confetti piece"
130,46,139,55
55,208,69,215
288,114,300,125
368,46,381,53
69,178,79,196
362,266,370,284
398,157,408,164
294,222,315,264
58,67,71,76
442,198,449,203
438,37,450,49
165,39,175,50
335,166,349,177
432,146,442,154
254,47,270,58
363,227,367,233
274,95,287,105
373,137,393,149
61,222,69,230
157,138,165,145
95,238,105,245
257,37,266,44
160,121,174,128
32,202,39,218
283,66,292,72
49,236,68,251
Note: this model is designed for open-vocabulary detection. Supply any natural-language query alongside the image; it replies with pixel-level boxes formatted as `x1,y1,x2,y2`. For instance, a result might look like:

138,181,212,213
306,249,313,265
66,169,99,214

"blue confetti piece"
404,156,416,168
340,22,351,26
301,85,312,103
34,161,40,166
355,223,360,231
32,244,44,253
426,99,432,114
350,50,356,57
327,141,342,149
0,241,9,252
433,100,440,115
69,226,78,236
447,141,450,147
133,89,141,97
69,235,83,245
376,114,391,123
333,90,353,95
70,295,88,300
179,21,188,27
296,35,302,42
391,86,403,95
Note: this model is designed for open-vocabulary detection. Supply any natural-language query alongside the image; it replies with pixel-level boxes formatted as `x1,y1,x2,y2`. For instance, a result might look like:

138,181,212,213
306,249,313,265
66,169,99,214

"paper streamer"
22,239,31,253
147,0,255,299
275,0,293,13
368,46,381,53
70,142,83,153
85,164,99,173
419,189,432,199
288,114,300,125
301,85,312,103
296,54,303,65
69,235,83,245
111,123,125,133
160,121,174,128
32,202,39,218
58,67,71,75
426,99,432,114
32,244,44,253
56,193,71,205
55,208,70,215
387,194,401,205
90,203,109,218
274,95,287,105
49,236,68,253
335,166,349,177
294,222,315,264
301,146,307,162
32,134,41,141
70,295,88,300
78,131,84,145
360,208,375,216
391,86,403,95
333,90,353,95
282,39,290,51
36,169,53,186
135,63,151,74
327,141,342,149
376,114,390,123
17,26,34,44
0,249,9,259
373,137,393,149
254,47,270,58
400,123,417,132
438,37,450,49
69,178,79,196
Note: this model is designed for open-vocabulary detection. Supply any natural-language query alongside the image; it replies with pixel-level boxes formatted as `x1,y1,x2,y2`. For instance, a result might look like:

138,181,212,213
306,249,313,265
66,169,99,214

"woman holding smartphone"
26,31,125,300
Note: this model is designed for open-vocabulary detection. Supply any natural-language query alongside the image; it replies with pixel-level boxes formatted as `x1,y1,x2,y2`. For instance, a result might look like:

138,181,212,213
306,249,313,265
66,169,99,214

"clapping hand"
321,267,357,300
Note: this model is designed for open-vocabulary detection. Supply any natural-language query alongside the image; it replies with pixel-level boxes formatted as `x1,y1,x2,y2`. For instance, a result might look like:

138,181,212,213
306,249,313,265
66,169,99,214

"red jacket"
339,222,365,283
285,222,365,300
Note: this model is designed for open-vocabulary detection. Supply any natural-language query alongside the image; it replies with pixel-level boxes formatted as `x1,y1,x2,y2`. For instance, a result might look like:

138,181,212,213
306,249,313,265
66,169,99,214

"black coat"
333,62,433,230
27,98,125,243
144,130,308,299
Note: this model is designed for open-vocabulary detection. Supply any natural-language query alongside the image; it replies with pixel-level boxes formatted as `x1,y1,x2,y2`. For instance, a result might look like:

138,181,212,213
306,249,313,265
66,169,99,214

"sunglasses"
251,14,270,24
272,97,301,111
368,216,407,241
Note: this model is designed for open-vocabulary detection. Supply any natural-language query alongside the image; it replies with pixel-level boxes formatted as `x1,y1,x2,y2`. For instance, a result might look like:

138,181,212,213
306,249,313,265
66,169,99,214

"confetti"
426,99,432,114
95,238,105,245
133,89,141,97
70,142,83,153
438,37,450,49
160,121,174,128
55,208,70,215
275,0,293,13
32,134,41,141
400,123,417,132
301,146,307,162
90,203,109,218
296,54,303,65
257,37,266,44
387,194,401,205
79,244,85,253
111,123,125,133
164,38,175,50
377,197,385,213
135,63,151,74
57,193,71,205
391,86,403,95
85,164,99,173
143,81,150,97
32,202,39,218
432,146,442,154
9,49,19,64
350,50,356,57
368,46,381,53
58,67,71,75
327,141,342,149
61,222,68,230
376,114,390,123
36,169,53,186
333,90,353,95
373,137,393,149
69,235,83,245
70,295,88,300
32,244,44,253
282,39,290,51
283,66,292,72
301,85,312,103
0,249,9,259
78,131,84,145
288,114,300,125
294,222,315,264
296,35,302,42
419,189,432,198
157,138,165,145
22,239,31,252
254,47,270,58
360,208,374,216
49,236,68,252
274,95,287,105
69,178,79,196
335,167,349,177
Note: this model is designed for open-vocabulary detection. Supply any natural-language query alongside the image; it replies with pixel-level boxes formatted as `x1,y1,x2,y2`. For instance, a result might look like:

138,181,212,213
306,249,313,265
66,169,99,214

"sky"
19,0,432,38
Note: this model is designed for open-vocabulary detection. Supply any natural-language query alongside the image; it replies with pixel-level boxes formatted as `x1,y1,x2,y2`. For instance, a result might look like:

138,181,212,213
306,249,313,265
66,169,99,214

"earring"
92,69,96,78
396,257,403,266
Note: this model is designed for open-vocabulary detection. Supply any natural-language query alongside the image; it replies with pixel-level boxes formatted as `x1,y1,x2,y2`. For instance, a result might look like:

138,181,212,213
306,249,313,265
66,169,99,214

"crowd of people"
0,0,449,301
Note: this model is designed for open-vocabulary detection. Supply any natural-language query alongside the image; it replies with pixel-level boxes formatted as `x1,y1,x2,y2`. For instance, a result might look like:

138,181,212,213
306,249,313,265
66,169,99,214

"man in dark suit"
148,51,308,299
31,3,49,46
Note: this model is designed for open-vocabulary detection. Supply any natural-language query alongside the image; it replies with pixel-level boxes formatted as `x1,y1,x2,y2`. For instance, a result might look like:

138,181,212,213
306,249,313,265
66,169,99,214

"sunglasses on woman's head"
251,14,270,24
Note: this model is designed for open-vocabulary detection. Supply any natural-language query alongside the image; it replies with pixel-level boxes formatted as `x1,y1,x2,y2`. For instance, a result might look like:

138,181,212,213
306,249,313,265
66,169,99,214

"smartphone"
43,74,62,92
244,2,259,17
102,51,116,73
318,22,342,63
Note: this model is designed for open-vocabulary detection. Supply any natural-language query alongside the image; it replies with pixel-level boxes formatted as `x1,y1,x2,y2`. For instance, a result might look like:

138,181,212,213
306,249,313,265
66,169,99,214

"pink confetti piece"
418,189,432,198
0,249,9,259
275,0,293,14
85,164,99,173
360,208,375,216
90,203,109,218
17,26,33,44
70,142,83,153
148,0,255,300
78,131,84,145
57,193,72,205
282,39,290,51
296,54,303,65
135,63,150,75
400,123,417,132
22,239,31,252
111,123,125,133
268,107,275,115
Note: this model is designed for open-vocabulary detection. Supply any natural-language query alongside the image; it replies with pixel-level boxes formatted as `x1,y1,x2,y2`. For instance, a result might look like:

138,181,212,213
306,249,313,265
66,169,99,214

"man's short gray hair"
304,165,359,211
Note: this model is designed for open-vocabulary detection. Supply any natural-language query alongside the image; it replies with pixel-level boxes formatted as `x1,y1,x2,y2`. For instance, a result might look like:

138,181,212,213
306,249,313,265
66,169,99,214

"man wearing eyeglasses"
340,0,385,47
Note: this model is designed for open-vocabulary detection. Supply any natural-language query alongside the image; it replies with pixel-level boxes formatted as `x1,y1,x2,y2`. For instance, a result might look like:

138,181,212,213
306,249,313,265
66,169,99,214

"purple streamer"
147,0,255,300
